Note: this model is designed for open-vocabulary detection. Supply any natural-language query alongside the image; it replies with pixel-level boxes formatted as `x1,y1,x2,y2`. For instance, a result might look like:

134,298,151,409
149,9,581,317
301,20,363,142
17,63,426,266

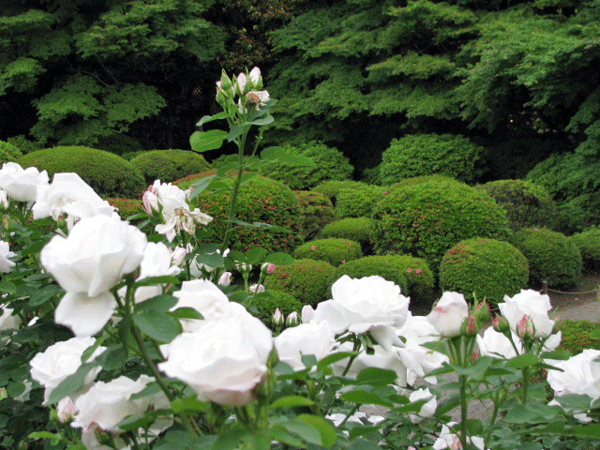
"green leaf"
197,112,229,127
339,389,394,407
261,146,315,166
134,294,178,313
190,129,227,153
316,351,358,370
29,284,63,306
269,427,307,449
248,115,274,126
133,311,181,343
96,346,128,371
246,247,268,264
188,175,217,199
211,429,250,450
226,124,246,142
264,252,295,266
29,431,60,440
355,367,398,386
133,276,180,287
293,414,336,448
166,307,203,320
170,395,209,413
0,281,16,294
48,362,97,404
269,395,315,409
117,412,156,431
129,382,162,400
505,353,539,369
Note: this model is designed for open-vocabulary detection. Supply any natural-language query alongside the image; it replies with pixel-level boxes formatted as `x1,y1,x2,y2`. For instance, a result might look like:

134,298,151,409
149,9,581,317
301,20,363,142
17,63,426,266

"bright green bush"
558,320,600,355
335,184,387,218
294,190,336,240
257,141,353,190
319,217,375,254
0,140,22,164
264,259,336,307
130,149,211,184
312,180,368,206
18,146,146,198
475,180,556,231
106,198,146,225
379,134,487,184
440,238,529,306
250,290,304,329
7,135,41,155
569,227,600,273
510,227,582,289
176,173,302,254
372,177,511,272
293,238,363,267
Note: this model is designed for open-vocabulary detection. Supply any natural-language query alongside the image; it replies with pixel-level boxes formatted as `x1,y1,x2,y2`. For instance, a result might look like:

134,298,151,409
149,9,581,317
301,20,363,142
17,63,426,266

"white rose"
0,306,21,330
397,313,440,346
427,292,469,338
0,240,15,274
547,349,600,401
159,314,273,406
396,342,449,383
29,337,106,404
130,242,182,304
0,162,49,203
408,388,437,423
498,289,555,338
433,423,485,450
476,328,523,359
40,214,147,336
274,321,336,371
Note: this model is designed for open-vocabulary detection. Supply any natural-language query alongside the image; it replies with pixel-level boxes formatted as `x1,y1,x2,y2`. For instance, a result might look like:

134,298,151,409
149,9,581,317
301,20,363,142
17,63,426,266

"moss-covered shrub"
257,141,353,190
130,149,211,184
294,190,336,240
510,228,582,289
319,217,375,254
18,146,146,198
175,172,302,253
372,177,512,272
569,227,600,273
440,238,529,306
0,140,22,164
293,238,363,267
335,184,387,218
106,198,146,224
250,290,304,329
379,134,487,184
264,259,336,306
312,180,369,206
558,320,600,355
475,180,556,231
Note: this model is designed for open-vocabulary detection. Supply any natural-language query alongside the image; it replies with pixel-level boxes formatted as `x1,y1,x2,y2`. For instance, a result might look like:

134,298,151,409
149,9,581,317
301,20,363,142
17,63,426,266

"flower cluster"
216,66,270,113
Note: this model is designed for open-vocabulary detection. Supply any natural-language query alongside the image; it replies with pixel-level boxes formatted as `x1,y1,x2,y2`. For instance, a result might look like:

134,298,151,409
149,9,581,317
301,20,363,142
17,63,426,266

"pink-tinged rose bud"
249,66,262,89
286,311,300,327
471,351,479,363
170,246,187,267
267,263,276,274
272,308,284,327
57,397,77,423
492,315,510,335
415,268,421,274
475,301,490,323
517,315,535,339
142,184,158,214
218,271,232,287
463,316,477,336
427,292,469,338
236,73,247,95
301,305,315,323
249,284,264,293
219,71,233,90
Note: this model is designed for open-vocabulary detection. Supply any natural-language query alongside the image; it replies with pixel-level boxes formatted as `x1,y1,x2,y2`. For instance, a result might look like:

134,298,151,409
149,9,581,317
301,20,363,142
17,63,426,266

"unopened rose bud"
517,315,535,339
272,308,284,327
249,66,263,90
462,315,478,336
286,311,300,327
249,283,264,293
57,396,77,423
236,263,252,273
475,301,490,323
170,246,187,266
218,271,232,287
219,71,233,91
261,262,276,275
301,305,315,323
235,72,247,96
493,315,510,335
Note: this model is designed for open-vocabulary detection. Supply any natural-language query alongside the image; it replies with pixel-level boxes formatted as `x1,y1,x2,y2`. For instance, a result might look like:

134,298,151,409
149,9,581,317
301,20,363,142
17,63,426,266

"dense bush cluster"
0,140,22,164
559,320,600,355
293,238,363,267
379,134,487,184
130,149,211,184
264,259,336,306
312,180,368,206
319,217,375,254
294,190,336,239
510,227,582,289
372,177,511,271
18,146,146,198
569,227,600,273
439,238,529,306
335,184,387,218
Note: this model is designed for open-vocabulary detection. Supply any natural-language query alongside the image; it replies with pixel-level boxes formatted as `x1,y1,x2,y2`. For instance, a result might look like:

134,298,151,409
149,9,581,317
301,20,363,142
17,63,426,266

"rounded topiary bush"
335,184,388,218
439,238,529,306
510,227,582,289
293,238,363,267
0,140,22,164
569,227,600,273
264,259,336,307
294,190,336,240
312,180,368,206
175,172,302,254
372,177,512,272
250,290,304,329
379,134,487,184
257,141,353,190
319,217,375,254
381,254,436,307
475,179,556,231
130,149,211,184
18,146,146,198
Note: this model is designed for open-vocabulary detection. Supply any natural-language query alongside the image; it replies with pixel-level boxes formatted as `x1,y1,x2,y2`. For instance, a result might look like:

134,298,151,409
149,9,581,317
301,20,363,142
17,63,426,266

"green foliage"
312,180,371,207
335,183,388,219
249,290,304,329
569,227,600,273
319,217,375,254
379,134,487,184
264,259,336,307
294,190,336,240
6,135,40,155
106,198,146,225
475,179,556,231
130,149,211,184
510,227,583,289
257,142,353,190
18,146,146,198
0,140,22,163
372,177,511,272
293,238,363,267
440,238,529,306
558,320,600,356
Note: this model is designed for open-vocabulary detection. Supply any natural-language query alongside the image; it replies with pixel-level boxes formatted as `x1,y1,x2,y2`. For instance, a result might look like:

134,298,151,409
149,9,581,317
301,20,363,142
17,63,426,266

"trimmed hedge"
312,180,368,206
264,259,336,307
569,227,600,273
372,177,512,272
0,140,22,164
335,184,387,219
294,190,336,240
18,146,146,198
130,149,211,184
293,238,363,267
440,238,529,307
319,217,375,254
510,227,582,289
379,134,487,184
250,290,304,329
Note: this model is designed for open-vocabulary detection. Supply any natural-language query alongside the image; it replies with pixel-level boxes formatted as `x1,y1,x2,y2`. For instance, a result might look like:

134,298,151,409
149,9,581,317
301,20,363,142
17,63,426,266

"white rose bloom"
0,189,9,208
40,214,147,336
308,275,410,350
0,307,21,331
29,337,106,404
408,388,437,423
0,162,49,203
130,242,182,304
396,343,449,383
433,422,485,450
326,411,385,427
274,321,337,371
159,314,273,406
0,240,15,274
476,328,523,359
397,313,440,345
498,289,555,338
427,292,469,338
547,349,600,401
